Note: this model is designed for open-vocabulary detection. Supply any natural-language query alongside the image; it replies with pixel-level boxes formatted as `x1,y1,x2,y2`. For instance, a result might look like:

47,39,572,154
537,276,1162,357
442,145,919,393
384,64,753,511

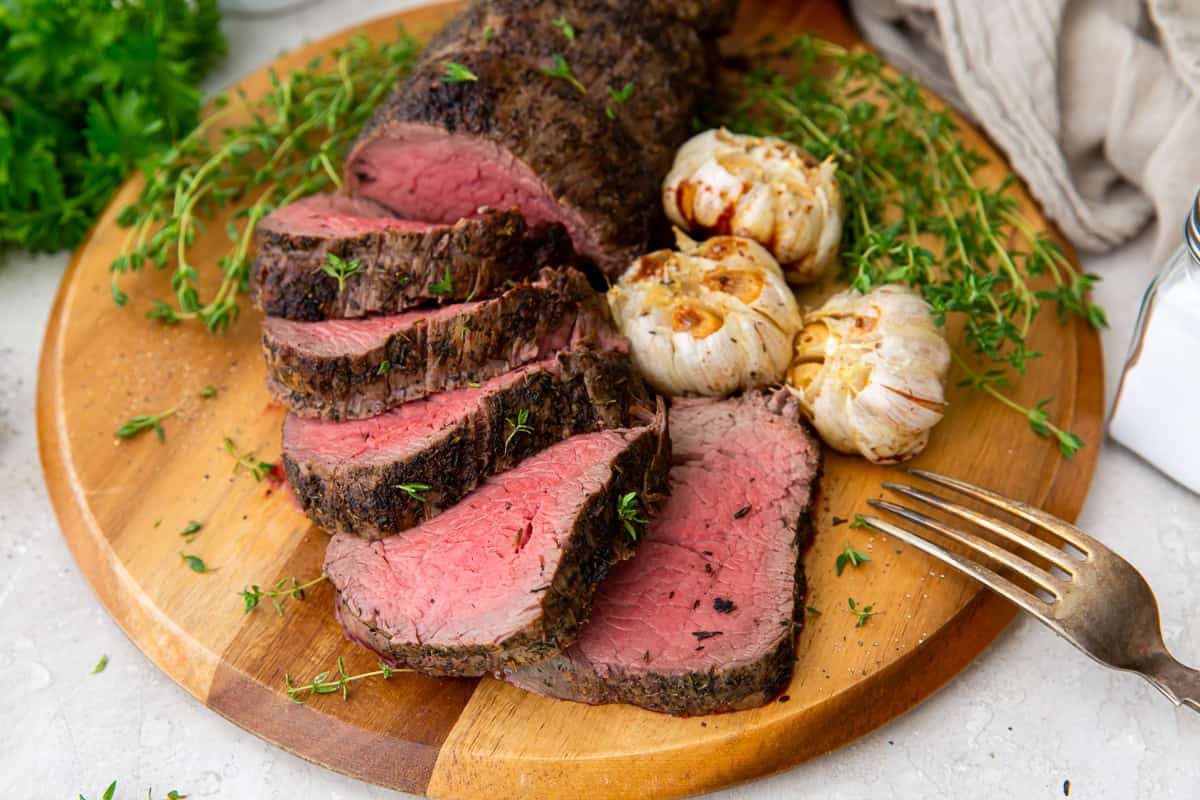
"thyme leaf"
429,268,453,294
115,407,179,442
376,359,391,375
180,552,211,573
543,54,586,94
92,654,108,674
180,520,204,543
395,482,431,501
835,539,870,576
552,16,576,42
504,408,534,451
847,597,877,627
442,60,478,83
223,436,275,481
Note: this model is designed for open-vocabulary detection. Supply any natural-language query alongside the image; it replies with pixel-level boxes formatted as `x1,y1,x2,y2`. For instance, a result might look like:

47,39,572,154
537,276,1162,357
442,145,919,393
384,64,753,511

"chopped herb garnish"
552,16,576,42
115,407,178,442
616,491,648,541
166,792,188,800
395,482,431,502
80,781,118,800
733,505,751,519
483,26,495,42
180,520,203,542
92,654,108,674
835,540,871,576
180,552,210,573
153,518,162,528
429,268,453,294
543,54,586,94
604,81,634,119
849,514,870,529
465,286,479,302
692,630,723,641
442,61,478,83
806,605,822,616
241,574,327,615
199,385,218,398
285,655,413,703
321,253,362,293
847,597,877,627
223,436,275,482
713,597,736,613
376,360,391,375
467,381,482,388
505,408,534,451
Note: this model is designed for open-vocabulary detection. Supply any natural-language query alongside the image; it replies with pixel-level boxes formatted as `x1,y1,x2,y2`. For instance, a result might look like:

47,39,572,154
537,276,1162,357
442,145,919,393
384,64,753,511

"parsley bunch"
0,0,225,253
110,30,420,332
713,37,1105,455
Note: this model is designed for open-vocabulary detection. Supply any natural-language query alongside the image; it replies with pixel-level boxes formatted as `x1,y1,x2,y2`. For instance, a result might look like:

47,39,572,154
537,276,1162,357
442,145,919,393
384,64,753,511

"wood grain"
36,1,1105,798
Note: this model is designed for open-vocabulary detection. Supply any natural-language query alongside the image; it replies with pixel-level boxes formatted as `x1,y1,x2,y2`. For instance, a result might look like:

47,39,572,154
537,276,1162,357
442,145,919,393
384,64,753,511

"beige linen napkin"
849,0,1200,260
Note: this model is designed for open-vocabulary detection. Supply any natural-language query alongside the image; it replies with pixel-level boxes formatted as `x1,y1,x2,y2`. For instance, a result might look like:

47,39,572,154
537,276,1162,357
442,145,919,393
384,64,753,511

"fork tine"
858,514,1057,621
869,499,1064,596
905,468,1099,555
881,481,1078,575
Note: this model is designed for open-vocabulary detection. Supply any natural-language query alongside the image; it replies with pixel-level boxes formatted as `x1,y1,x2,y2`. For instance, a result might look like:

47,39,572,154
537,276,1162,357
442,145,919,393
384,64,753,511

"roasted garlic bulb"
607,232,803,396
787,285,950,463
663,128,843,285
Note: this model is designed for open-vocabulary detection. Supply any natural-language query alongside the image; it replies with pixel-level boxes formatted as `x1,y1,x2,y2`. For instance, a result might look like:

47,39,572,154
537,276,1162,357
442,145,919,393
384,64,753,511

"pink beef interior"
263,302,476,357
265,193,433,237
284,362,547,465
566,399,818,673
347,124,601,262
324,429,636,648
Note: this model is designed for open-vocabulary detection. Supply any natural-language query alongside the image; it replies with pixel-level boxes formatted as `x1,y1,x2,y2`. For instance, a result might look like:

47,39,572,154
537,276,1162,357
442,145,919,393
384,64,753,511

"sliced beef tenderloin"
325,401,670,676
344,51,658,277
507,390,820,715
421,0,712,175
251,193,572,321
284,348,649,539
262,267,620,420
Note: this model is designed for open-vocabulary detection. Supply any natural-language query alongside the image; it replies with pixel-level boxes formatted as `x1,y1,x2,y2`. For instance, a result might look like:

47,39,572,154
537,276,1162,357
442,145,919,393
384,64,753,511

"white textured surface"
2,2,1199,797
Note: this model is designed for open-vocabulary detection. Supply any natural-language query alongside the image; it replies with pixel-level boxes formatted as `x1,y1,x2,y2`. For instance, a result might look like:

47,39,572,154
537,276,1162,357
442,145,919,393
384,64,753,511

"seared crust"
332,399,672,676
252,206,573,321
422,0,712,175
285,349,650,539
346,51,660,274
262,267,616,420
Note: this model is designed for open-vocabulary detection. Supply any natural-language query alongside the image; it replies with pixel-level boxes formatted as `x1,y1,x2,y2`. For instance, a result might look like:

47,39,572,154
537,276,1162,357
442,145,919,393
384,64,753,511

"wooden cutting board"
37,1,1104,797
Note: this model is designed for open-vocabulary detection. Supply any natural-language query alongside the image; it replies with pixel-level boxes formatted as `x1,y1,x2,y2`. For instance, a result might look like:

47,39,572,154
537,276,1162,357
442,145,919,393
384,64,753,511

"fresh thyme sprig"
115,407,179,442
321,253,361,292
223,436,275,481
241,574,327,615
442,60,478,83
285,655,412,703
617,491,648,541
110,30,421,333
847,597,877,627
543,54,586,94
504,408,534,450
712,36,1105,454
835,539,870,576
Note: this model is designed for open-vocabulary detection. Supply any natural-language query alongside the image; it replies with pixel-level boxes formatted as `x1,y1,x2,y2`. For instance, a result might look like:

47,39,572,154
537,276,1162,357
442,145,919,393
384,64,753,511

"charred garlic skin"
607,233,803,397
787,285,950,463
663,128,844,285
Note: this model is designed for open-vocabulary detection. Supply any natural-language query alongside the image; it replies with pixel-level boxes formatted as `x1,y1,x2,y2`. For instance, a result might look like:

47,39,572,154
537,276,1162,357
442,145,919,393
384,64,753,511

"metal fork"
861,468,1199,712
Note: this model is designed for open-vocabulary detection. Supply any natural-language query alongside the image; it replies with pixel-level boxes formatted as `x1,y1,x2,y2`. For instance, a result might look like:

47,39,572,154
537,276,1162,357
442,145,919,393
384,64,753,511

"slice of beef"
252,193,572,321
262,267,620,420
284,348,649,539
344,51,659,276
421,0,712,175
324,401,670,676
507,390,821,715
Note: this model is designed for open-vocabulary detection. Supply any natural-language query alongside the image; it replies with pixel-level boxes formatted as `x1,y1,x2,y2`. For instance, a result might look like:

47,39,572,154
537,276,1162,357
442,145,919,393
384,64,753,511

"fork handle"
1141,651,1200,713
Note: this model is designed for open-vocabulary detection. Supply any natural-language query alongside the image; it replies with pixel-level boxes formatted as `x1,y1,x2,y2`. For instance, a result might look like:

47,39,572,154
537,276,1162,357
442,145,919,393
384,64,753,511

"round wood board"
37,1,1104,797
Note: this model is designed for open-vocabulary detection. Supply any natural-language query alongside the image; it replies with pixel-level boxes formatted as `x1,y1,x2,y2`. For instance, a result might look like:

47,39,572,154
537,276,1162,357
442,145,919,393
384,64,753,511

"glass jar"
1109,190,1200,494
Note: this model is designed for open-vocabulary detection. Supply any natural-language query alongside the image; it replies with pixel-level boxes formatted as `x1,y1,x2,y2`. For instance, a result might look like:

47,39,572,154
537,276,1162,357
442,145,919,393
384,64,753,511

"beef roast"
346,50,659,275
284,348,649,539
507,390,820,715
252,193,572,321
324,401,670,676
421,0,712,175
262,267,619,419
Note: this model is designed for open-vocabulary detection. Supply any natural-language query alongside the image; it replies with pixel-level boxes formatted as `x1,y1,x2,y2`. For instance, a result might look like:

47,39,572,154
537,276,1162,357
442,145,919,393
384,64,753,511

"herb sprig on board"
110,30,421,332
712,36,1105,455
241,574,327,615
285,655,412,703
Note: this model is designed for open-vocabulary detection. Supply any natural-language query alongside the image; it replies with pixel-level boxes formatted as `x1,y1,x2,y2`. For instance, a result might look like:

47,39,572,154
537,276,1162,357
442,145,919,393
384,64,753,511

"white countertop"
3,2,1198,797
